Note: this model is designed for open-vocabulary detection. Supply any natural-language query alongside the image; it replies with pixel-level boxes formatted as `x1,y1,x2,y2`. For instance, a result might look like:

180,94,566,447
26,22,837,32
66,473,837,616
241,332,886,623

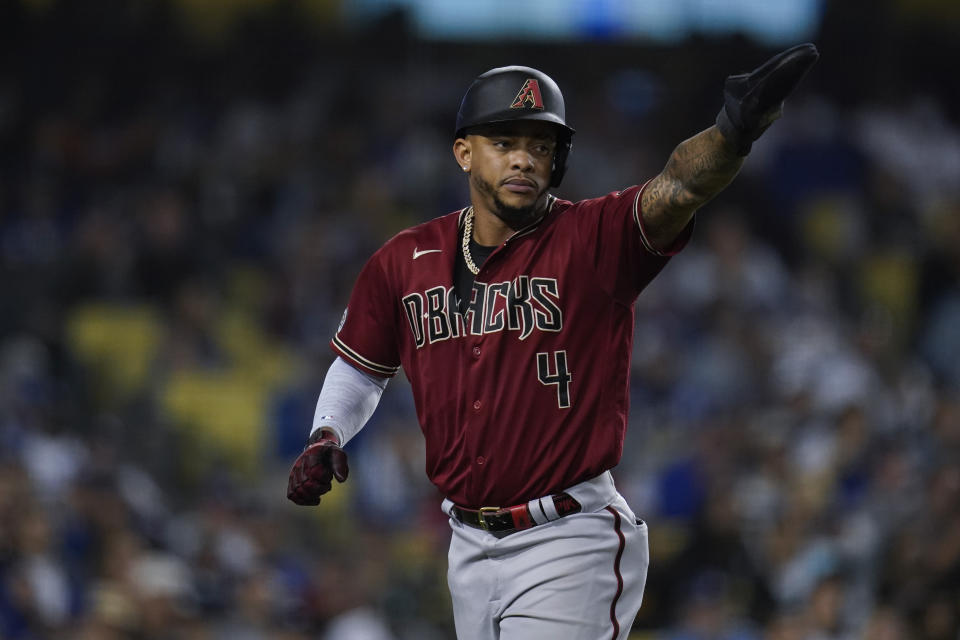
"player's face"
455,121,556,230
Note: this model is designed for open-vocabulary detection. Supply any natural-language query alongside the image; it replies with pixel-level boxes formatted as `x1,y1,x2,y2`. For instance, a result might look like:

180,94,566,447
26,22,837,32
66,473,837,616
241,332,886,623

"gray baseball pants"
442,472,649,640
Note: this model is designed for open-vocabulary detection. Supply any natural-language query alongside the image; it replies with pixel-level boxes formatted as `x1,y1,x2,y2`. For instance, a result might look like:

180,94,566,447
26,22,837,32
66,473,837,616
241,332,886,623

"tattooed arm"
639,44,819,250
640,126,744,250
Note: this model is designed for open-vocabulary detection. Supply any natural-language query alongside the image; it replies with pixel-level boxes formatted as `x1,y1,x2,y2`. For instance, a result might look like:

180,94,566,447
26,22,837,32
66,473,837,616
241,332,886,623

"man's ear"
453,138,471,172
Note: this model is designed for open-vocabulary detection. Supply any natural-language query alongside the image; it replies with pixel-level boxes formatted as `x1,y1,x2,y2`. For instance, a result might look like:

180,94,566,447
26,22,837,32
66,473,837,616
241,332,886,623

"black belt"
450,493,582,534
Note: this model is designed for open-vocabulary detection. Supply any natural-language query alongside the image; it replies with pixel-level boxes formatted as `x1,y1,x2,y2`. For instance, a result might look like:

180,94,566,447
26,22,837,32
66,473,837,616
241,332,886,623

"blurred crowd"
2,2,960,639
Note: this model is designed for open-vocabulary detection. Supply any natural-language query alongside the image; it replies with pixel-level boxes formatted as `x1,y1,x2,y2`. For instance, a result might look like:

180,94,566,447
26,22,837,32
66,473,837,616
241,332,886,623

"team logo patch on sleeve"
511,79,545,110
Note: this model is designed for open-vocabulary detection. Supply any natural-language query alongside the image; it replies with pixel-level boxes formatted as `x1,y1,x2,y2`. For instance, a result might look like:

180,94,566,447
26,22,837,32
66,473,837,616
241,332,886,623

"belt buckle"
477,506,501,531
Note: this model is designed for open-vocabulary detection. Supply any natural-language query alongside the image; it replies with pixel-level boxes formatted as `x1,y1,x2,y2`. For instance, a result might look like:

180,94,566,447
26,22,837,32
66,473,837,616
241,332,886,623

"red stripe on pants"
605,506,626,640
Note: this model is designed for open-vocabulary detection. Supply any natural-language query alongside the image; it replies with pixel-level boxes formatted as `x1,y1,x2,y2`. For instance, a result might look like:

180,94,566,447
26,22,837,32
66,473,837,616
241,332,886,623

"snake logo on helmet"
455,66,575,188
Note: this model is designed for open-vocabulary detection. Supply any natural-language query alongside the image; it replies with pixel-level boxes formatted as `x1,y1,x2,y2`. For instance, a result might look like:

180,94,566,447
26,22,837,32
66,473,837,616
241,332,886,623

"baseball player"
288,44,819,639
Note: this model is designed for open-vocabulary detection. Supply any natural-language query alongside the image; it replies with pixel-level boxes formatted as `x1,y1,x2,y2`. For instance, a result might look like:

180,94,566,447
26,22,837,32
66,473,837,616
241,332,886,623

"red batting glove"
286,433,349,506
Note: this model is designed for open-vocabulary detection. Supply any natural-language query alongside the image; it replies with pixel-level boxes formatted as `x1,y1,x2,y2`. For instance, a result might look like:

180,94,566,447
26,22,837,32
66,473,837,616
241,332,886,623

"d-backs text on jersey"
402,276,563,348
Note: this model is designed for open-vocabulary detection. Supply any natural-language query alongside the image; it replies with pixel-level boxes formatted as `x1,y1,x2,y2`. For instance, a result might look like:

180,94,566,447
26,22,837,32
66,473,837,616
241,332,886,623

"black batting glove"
716,43,819,156
286,431,349,506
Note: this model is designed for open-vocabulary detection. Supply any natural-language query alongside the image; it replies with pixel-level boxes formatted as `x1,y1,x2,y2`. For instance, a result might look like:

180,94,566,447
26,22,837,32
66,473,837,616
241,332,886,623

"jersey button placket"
472,345,481,358
472,400,481,411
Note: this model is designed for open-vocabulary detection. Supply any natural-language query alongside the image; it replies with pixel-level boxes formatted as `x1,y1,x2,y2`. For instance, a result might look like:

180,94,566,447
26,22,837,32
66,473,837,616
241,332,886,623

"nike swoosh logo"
413,248,443,259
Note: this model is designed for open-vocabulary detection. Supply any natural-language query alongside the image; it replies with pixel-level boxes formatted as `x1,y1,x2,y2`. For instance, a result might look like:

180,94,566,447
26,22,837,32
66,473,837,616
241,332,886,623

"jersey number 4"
537,351,572,409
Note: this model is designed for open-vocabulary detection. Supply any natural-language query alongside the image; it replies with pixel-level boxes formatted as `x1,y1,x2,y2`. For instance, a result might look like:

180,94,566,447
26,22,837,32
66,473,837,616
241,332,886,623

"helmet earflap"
550,133,572,188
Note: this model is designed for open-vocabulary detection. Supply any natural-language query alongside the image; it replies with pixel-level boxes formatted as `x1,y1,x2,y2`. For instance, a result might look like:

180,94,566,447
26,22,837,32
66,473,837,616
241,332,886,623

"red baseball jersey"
331,181,692,508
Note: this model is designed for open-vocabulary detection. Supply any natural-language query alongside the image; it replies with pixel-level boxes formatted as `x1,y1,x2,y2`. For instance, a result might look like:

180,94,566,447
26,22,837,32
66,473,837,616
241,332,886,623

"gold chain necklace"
463,200,551,275
462,207,479,275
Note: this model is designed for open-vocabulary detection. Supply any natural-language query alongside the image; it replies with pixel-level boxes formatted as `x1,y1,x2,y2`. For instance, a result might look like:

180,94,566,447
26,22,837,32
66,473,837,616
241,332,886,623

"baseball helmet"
455,65,575,187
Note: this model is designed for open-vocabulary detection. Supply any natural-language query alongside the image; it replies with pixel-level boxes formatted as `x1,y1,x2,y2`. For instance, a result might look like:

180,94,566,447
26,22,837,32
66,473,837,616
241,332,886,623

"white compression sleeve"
310,356,389,446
